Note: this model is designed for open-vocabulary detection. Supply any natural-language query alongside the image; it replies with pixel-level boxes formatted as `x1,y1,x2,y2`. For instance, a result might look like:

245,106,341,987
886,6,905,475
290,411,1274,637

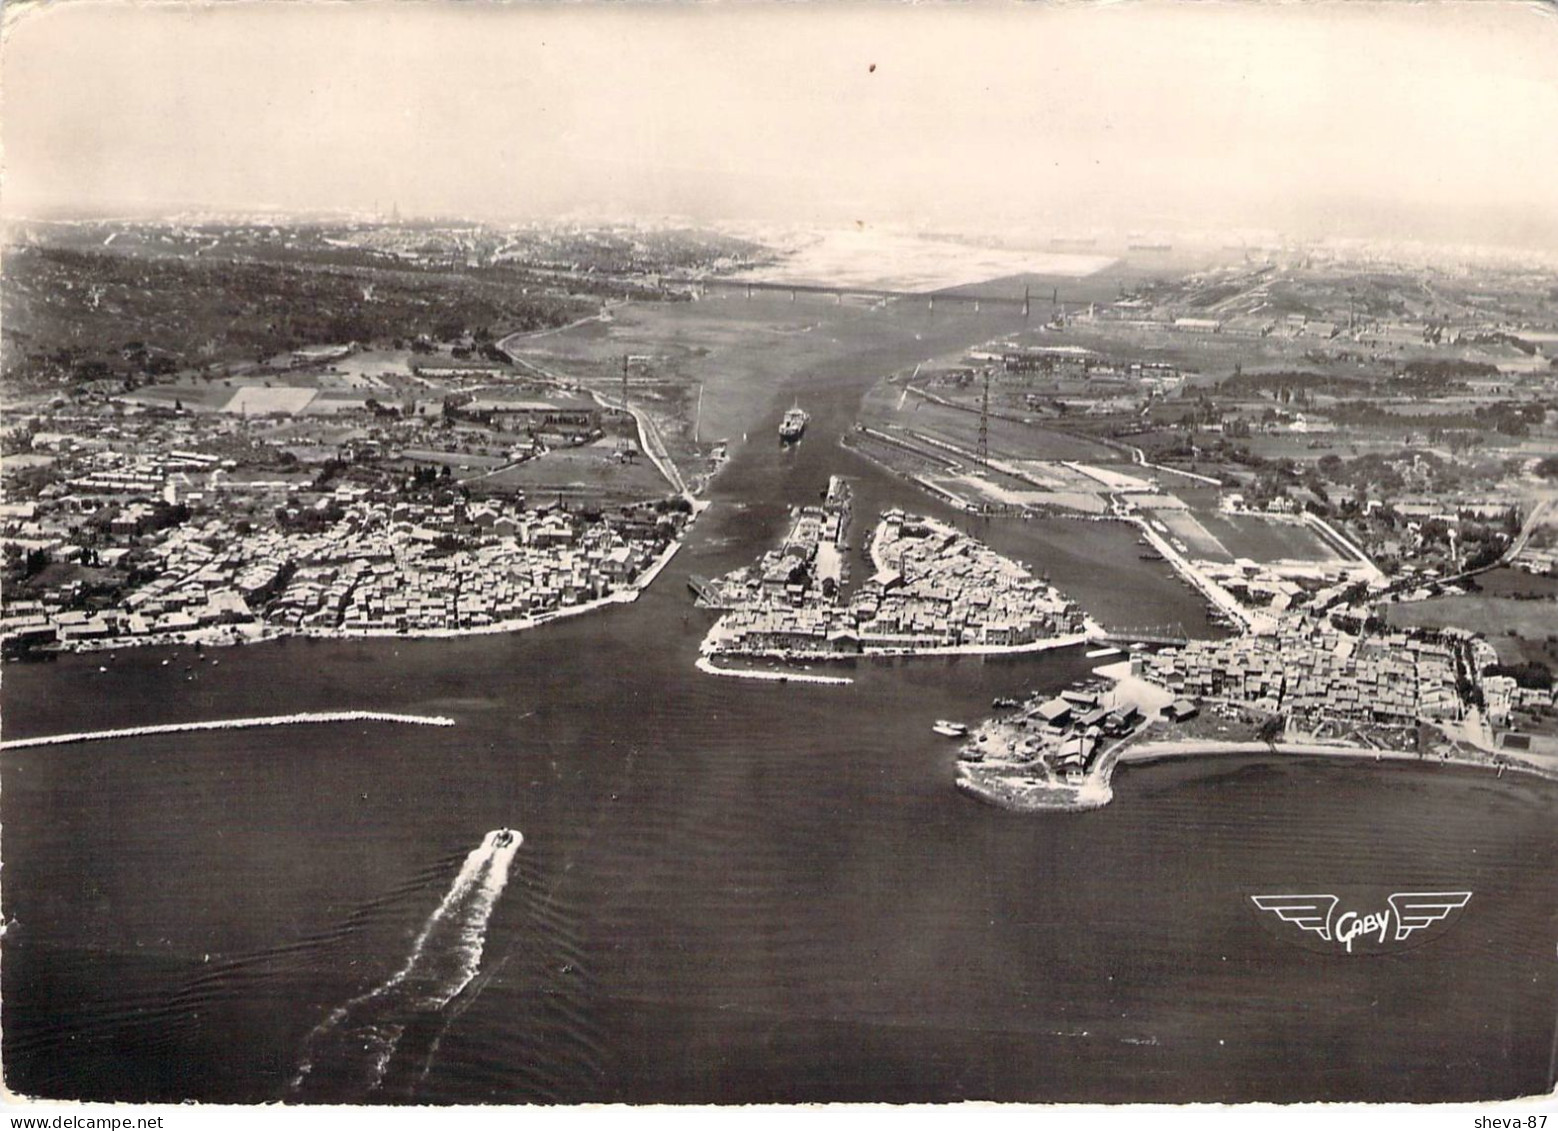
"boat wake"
289,829,521,1100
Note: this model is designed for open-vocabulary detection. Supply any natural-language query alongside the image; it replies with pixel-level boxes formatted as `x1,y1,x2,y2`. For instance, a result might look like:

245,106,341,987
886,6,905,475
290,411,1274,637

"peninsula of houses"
4,489,692,651
2,351,699,654
952,606,1556,814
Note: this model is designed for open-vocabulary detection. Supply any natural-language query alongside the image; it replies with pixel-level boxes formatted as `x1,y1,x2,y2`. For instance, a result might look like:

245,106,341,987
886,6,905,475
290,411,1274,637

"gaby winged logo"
1249,891,1472,954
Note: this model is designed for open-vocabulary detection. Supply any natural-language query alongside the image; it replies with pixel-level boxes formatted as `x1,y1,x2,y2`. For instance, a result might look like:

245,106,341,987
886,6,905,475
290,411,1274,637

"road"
1504,495,1553,564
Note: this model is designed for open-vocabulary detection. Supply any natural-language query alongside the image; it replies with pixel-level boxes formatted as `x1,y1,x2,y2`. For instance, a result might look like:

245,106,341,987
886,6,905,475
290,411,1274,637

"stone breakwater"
0,710,457,751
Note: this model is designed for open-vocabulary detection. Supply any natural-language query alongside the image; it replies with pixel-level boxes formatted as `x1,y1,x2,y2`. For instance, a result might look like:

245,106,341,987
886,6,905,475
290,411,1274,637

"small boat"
493,829,517,848
933,719,968,737
991,696,1021,709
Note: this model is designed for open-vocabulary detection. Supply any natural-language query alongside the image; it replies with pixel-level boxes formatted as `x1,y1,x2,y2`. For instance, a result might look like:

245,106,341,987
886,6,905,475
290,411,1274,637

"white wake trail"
289,829,521,1097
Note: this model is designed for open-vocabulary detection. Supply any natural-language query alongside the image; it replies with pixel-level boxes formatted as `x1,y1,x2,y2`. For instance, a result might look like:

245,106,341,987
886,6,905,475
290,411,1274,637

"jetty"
695,656,853,686
0,710,457,751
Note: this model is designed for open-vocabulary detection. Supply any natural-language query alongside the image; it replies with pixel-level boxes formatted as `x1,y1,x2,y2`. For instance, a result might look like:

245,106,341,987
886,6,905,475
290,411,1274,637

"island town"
695,484,1091,663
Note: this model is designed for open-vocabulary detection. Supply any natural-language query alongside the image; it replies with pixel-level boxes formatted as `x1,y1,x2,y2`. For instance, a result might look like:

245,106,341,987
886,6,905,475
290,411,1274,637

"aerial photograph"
1,0,1556,1122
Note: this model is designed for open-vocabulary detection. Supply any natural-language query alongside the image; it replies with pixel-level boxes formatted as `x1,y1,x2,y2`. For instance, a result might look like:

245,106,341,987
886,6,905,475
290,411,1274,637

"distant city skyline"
3,1,1558,252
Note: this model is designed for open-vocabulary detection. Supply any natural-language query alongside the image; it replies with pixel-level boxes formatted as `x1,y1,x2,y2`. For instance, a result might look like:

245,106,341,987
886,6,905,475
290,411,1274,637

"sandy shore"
1117,737,1558,784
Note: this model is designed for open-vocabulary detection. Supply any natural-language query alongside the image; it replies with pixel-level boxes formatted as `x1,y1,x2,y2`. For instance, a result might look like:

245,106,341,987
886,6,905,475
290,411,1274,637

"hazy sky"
4,1,1558,248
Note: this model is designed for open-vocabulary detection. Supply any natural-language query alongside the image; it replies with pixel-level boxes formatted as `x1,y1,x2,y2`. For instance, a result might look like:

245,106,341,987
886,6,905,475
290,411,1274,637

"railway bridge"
663,275,1059,316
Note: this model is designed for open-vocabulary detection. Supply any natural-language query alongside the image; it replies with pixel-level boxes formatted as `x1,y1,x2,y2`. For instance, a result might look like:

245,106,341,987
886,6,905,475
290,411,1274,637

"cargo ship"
779,404,809,442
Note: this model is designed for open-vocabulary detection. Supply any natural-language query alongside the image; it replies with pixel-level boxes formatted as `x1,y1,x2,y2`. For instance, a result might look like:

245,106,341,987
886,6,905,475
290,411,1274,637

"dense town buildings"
701,501,1088,659
3,487,685,650
1,386,688,652
1138,617,1507,729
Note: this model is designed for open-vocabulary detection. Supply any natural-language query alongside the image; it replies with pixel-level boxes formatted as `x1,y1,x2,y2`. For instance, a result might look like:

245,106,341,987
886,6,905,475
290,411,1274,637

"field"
224,387,319,415
1394,579,1558,670
1213,513,1339,563
400,449,511,473
858,379,1120,463
469,438,670,504
122,382,237,411
110,345,490,417
1474,567,1558,600
1131,485,1346,564
922,471,1108,514
1385,595,1558,645
324,349,420,387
